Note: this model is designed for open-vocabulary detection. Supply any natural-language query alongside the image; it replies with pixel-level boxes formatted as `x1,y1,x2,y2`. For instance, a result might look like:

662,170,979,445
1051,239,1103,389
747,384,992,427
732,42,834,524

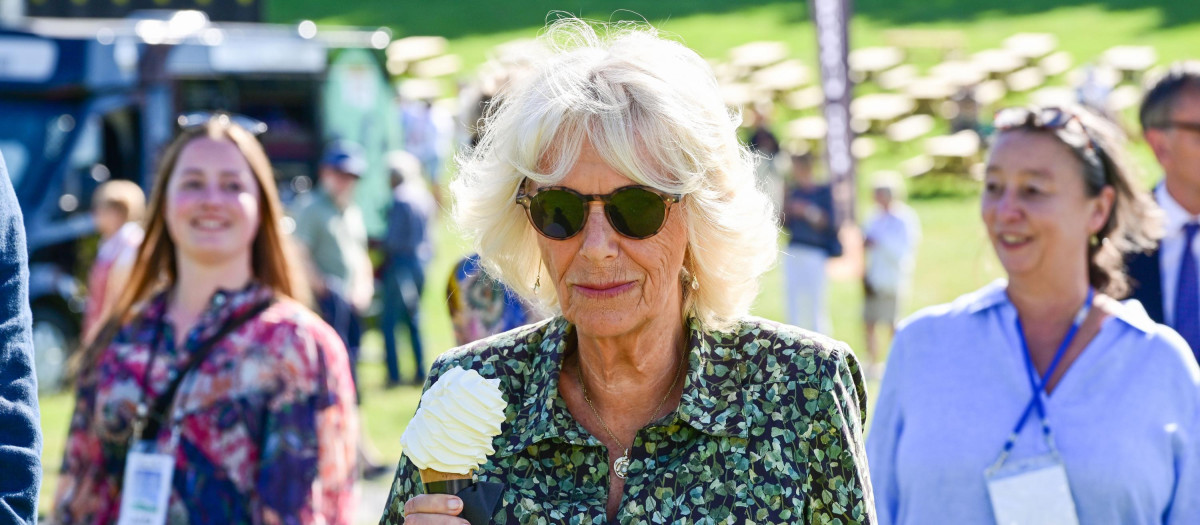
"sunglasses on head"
993,106,1097,151
515,181,682,240
177,111,269,136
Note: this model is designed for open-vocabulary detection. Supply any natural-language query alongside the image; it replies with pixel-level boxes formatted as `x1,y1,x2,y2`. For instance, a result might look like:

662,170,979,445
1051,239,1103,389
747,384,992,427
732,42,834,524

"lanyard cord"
998,288,1094,460
134,297,275,442
140,313,167,394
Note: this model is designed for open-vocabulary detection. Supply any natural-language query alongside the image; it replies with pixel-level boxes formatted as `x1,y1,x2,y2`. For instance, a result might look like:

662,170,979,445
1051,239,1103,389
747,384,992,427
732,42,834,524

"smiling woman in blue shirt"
868,105,1200,524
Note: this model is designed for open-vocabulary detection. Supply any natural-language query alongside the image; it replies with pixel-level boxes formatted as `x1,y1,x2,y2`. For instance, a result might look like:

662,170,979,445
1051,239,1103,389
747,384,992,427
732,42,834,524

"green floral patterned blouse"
381,316,875,524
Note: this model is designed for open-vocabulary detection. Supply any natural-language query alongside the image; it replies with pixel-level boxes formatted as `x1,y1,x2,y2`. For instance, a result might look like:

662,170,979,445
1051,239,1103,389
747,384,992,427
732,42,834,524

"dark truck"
0,10,397,390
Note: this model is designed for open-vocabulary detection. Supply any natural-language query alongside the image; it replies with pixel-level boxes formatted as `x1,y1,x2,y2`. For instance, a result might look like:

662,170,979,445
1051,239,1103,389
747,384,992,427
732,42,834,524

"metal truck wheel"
32,306,75,392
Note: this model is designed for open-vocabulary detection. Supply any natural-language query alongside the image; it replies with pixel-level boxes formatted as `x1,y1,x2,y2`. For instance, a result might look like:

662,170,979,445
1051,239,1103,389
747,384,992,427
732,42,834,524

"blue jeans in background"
316,289,362,402
381,258,425,385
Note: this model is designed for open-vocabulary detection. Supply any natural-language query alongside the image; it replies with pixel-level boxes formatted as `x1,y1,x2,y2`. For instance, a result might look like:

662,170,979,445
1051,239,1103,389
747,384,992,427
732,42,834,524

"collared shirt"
867,280,1200,525
54,283,359,524
291,189,370,295
863,202,920,294
381,316,875,524
1156,183,1200,326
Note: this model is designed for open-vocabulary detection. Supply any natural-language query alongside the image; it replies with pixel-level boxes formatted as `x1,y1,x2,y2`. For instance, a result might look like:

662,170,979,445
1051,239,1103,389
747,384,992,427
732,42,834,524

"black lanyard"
136,297,275,441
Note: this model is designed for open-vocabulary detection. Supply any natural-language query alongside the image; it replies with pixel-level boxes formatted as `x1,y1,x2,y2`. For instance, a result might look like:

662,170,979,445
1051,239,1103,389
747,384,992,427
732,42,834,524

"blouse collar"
498,316,751,457
137,280,275,346
964,278,1157,335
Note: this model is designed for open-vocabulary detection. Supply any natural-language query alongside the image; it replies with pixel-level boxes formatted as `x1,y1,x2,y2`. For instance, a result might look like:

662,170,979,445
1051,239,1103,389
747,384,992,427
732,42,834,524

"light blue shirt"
868,280,1200,524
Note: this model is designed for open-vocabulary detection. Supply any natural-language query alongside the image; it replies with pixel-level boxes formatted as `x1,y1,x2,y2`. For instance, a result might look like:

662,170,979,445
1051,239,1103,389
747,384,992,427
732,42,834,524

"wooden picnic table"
410,54,460,78
1004,33,1058,61
930,60,987,89
1039,51,1073,78
1107,84,1144,113
1006,67,1046,93
925,130,982,174
878,64,918,91
851,93,916,133
1103,45,1157,83
905,78,957,114
750,59,811,93
729,41,789,70
720,82,757,107
973,49,1026,80
398,78,441,101
886,114,935,144
1030,86,1076,108
850,47,905,81
787,116,828,142
387,36,447,64
974,80,1008,107
1067,65,1121,90
784,86,824,111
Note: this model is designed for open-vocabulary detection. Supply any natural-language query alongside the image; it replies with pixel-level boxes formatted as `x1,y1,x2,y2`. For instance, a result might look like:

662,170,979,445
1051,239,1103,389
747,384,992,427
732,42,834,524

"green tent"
323,48,402,237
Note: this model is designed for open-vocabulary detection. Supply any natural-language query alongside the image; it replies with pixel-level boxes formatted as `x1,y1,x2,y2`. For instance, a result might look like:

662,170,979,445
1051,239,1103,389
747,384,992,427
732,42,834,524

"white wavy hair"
452,18,779,331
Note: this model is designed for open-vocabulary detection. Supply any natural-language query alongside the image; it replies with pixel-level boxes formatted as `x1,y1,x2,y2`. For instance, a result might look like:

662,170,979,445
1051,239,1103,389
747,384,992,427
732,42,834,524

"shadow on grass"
270,0,794,38
269,0,1200,38
852,0,1200,28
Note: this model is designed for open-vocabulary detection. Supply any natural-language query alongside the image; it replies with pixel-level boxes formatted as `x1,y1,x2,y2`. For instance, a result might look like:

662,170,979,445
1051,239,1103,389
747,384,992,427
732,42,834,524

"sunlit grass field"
36,0,1200,519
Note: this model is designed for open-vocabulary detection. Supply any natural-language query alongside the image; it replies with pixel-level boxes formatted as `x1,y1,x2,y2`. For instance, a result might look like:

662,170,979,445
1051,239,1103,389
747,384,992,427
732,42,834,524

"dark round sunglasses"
515,183,682,240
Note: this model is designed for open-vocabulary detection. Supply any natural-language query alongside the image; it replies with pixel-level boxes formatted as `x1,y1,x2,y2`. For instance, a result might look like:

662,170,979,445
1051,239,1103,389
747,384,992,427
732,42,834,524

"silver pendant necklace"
576,352,685,480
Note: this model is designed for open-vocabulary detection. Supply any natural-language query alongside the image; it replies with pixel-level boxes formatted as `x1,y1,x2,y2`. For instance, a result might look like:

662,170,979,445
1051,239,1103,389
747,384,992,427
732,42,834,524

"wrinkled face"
982,130,1112,281
165,138,261,267
1150,89,1200,196
534,141,689,339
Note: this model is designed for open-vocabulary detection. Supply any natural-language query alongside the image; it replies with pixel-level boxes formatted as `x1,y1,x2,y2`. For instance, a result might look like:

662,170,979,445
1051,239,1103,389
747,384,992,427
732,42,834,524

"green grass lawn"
36,0,1200,518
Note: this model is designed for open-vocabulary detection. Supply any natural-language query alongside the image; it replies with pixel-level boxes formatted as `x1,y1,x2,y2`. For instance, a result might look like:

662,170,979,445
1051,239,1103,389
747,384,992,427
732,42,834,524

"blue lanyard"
1000,288,1093,456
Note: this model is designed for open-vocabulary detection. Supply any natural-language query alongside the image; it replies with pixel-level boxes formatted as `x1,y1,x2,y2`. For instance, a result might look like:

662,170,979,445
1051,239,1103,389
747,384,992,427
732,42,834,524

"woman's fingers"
402,495,467,524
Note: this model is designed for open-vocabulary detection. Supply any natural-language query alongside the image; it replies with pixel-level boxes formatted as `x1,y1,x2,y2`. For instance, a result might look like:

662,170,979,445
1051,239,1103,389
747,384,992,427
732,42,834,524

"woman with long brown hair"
53,115,358,524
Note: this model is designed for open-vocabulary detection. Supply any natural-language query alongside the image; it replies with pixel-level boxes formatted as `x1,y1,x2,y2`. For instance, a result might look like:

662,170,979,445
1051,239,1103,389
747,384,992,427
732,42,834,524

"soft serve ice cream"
400,366,508,477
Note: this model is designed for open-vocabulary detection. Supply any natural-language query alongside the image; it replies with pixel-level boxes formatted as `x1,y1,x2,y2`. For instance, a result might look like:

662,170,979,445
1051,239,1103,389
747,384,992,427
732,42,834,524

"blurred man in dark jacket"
1130,62,1200,358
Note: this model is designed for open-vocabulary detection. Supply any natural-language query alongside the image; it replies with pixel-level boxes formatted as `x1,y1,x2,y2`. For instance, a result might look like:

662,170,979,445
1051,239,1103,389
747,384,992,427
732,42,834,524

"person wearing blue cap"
290,140,389,477
290,141,373,389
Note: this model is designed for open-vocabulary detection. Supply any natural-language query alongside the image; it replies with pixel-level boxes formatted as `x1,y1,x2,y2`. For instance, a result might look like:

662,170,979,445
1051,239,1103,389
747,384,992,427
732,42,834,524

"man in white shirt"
1131,61,1200,358
862,173,921,372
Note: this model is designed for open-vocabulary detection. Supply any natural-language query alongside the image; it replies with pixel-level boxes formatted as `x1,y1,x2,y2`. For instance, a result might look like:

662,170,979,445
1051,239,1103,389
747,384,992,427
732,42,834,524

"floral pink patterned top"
54,282,359,524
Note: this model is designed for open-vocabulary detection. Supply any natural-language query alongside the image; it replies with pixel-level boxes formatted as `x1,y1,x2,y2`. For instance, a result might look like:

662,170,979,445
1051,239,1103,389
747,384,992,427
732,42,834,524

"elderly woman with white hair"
381,19,874,524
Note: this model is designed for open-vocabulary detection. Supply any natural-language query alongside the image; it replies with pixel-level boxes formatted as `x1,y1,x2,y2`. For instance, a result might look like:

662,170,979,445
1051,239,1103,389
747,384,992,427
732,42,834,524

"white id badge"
117,444,175,525
984,453,1080,525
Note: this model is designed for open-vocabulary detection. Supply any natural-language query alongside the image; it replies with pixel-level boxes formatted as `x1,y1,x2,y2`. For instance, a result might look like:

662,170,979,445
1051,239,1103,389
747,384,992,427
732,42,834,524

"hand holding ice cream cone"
401,366,508,506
